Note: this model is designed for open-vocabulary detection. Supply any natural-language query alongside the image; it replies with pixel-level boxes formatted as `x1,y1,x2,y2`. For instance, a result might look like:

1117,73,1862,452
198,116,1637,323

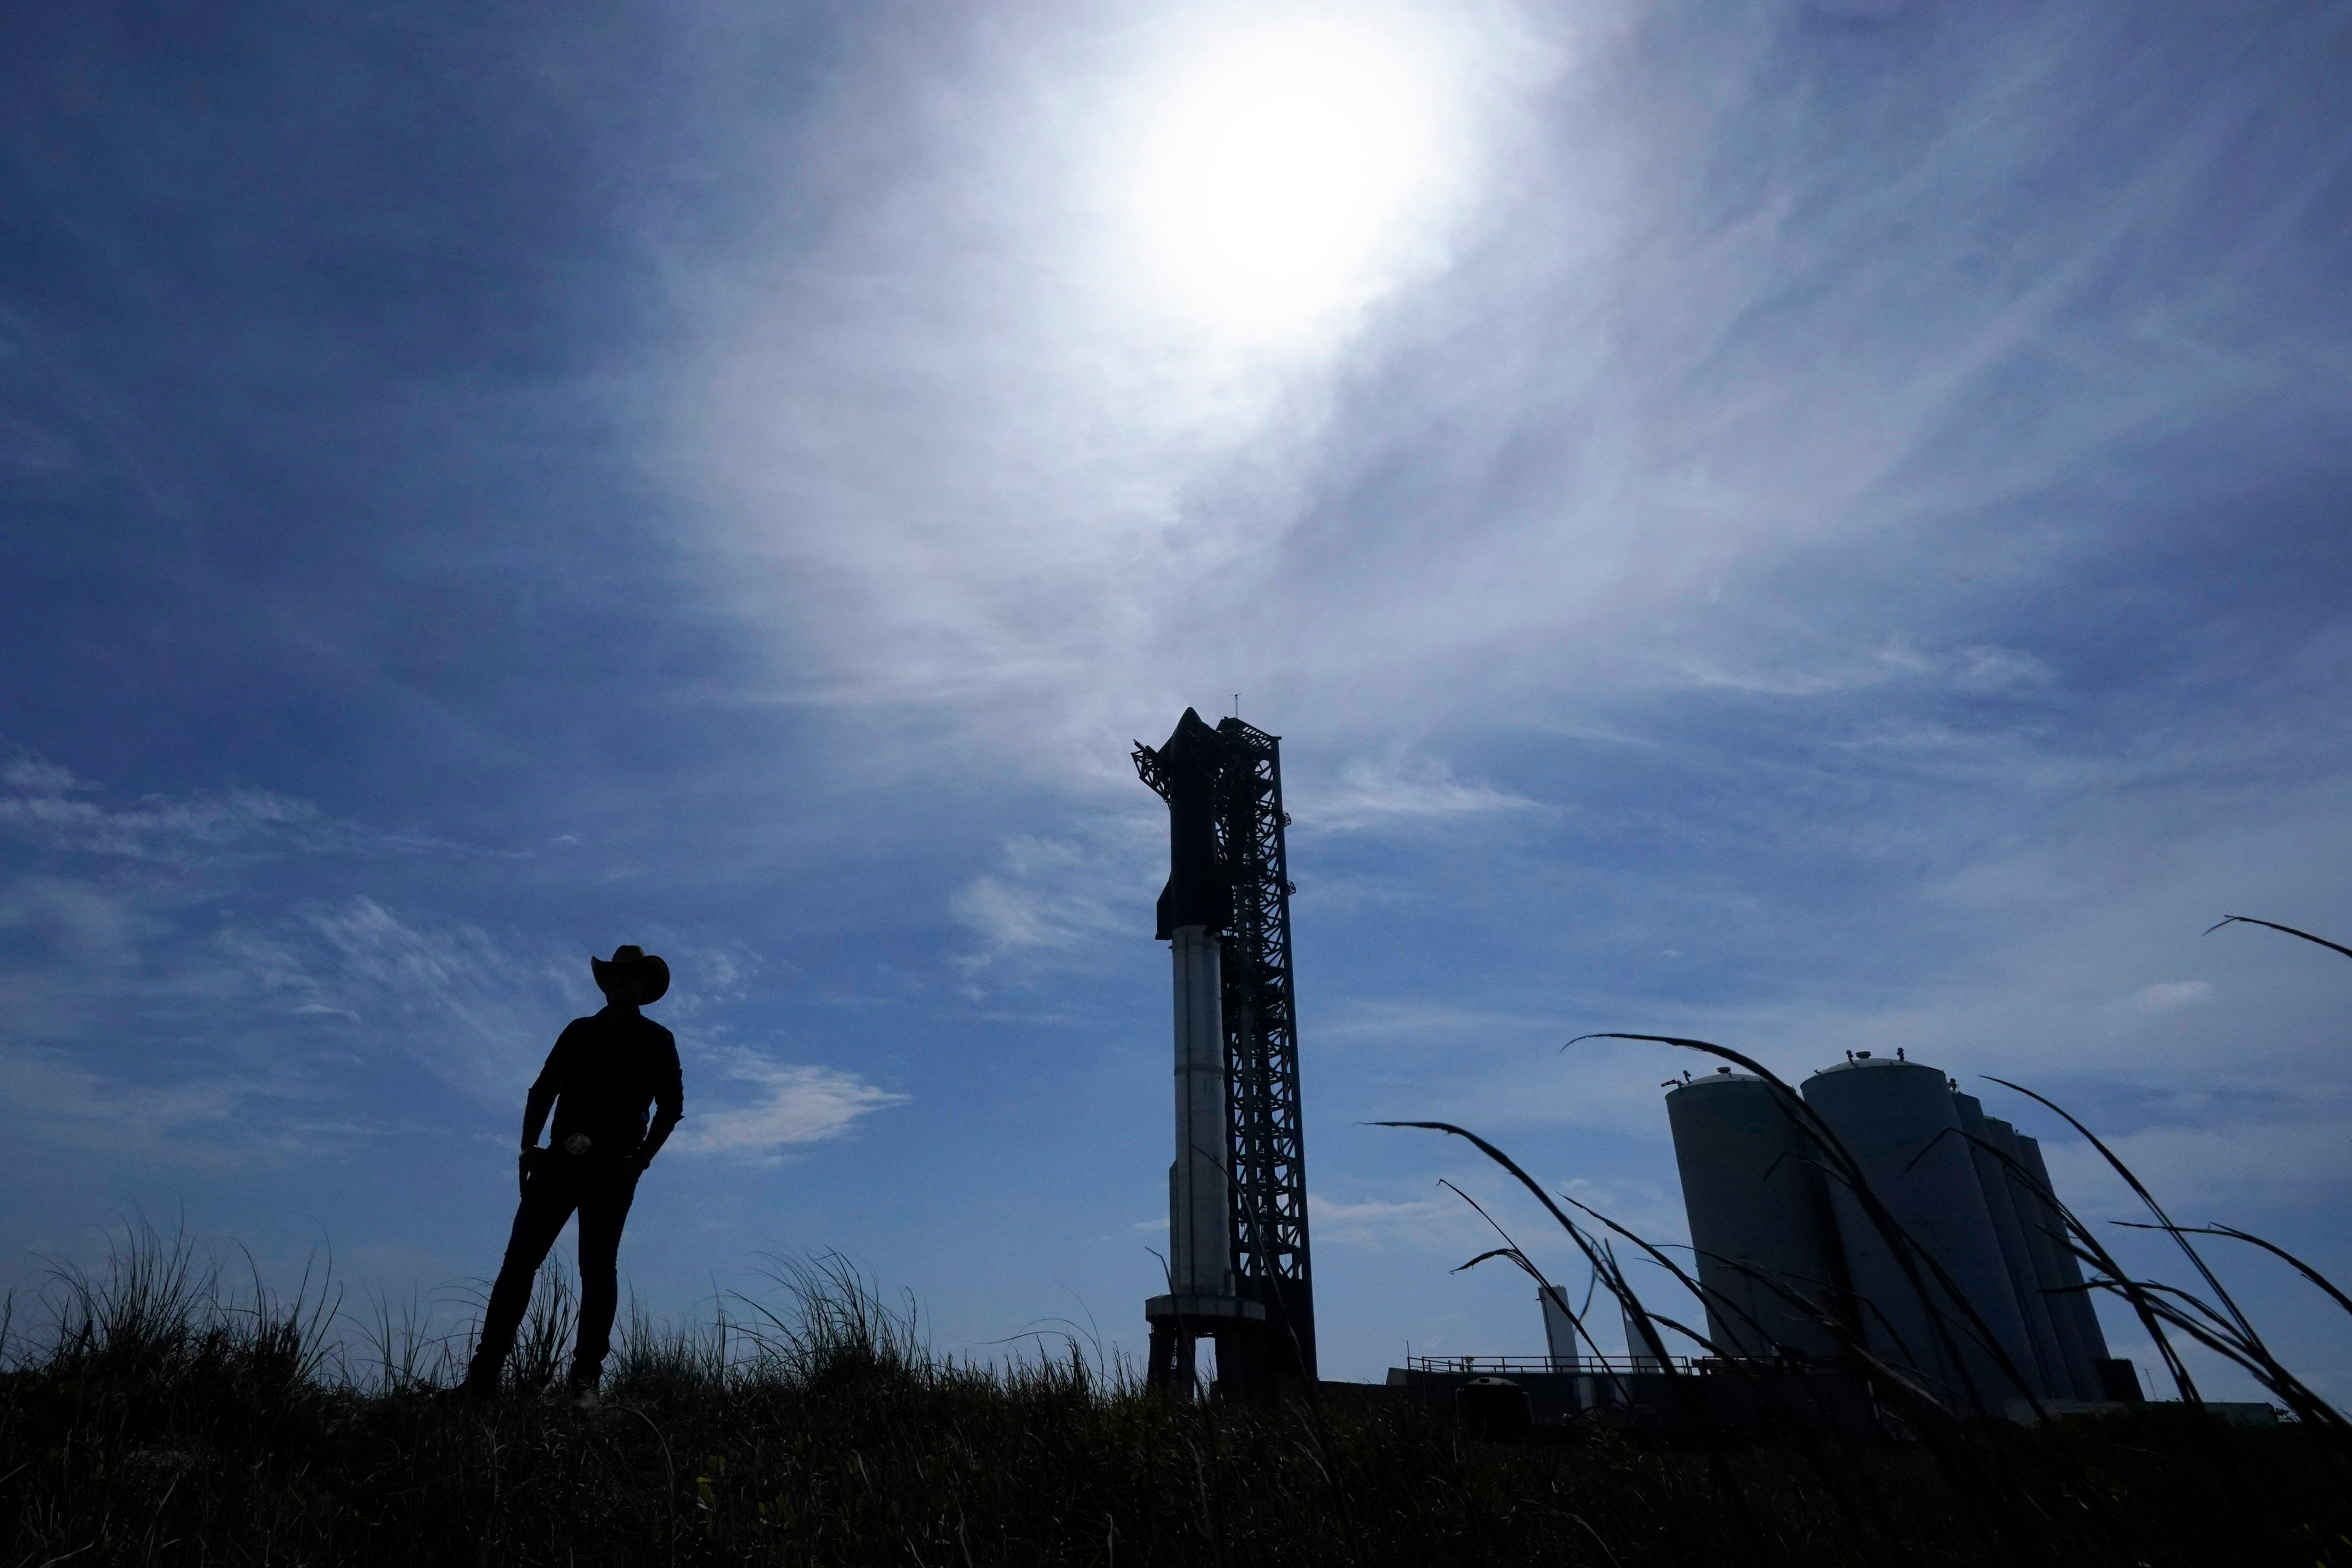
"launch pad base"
1144,1294,1269,1400
1145,1294,1266,1324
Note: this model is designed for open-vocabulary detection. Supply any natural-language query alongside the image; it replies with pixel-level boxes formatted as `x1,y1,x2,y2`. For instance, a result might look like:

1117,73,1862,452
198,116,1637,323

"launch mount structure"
1134,709,1317,1397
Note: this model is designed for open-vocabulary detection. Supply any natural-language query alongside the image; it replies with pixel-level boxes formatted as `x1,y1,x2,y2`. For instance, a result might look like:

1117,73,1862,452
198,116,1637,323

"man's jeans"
467,1152,640,1391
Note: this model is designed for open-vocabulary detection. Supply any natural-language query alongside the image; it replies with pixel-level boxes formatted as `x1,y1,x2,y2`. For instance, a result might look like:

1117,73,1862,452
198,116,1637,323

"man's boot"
443,1351,502,1406
564,1359,602,1409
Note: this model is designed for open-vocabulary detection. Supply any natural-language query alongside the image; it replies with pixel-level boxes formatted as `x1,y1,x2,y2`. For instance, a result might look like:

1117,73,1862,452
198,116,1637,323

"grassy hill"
2,1237,2344,1567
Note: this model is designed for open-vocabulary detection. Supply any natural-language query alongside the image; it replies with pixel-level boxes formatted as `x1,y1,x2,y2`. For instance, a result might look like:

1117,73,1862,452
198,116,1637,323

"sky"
3,0,2349,1402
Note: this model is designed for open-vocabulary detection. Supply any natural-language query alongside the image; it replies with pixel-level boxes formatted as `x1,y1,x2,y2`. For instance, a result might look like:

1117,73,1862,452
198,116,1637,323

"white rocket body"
1169,924,1232,1297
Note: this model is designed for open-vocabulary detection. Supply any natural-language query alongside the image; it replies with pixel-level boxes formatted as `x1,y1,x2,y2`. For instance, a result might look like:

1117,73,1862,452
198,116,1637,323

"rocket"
1133,709,1266,1392
1151,710,1236,1304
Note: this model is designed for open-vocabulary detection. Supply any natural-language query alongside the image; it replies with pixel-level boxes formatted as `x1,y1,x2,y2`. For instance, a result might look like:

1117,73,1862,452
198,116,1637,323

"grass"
2,1227,2347,1567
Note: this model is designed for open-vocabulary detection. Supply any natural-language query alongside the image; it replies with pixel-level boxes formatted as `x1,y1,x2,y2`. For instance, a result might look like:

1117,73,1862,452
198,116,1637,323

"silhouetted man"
460,944,684,1404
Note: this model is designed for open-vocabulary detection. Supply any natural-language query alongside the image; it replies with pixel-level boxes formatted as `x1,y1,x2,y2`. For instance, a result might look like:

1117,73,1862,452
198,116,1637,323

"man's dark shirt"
529,1007,684,1162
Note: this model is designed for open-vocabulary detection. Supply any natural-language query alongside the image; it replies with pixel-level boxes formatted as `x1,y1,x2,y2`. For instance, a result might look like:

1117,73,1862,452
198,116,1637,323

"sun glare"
1128,13,1458,337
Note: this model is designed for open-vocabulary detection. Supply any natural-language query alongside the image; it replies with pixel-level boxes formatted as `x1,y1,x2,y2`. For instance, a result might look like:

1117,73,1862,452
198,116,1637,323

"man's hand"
518,1146,536,1198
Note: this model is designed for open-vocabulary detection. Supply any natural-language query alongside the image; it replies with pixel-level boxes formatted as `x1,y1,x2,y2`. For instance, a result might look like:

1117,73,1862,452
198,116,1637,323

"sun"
1127,12,1459,338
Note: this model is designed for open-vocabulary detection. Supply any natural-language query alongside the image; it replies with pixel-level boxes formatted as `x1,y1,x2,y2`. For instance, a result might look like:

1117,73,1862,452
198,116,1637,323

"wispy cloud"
662,0,2345,791
2114,980,2216,1015
0,755,465,864
675,1047,907,1163
949,829,1156,982
1298,756,1538,834
1309,1191,1476,1251
0,753,919,1185
1952,646,2055,694
0,865,904,1173
264,897,585,1098
0,1047,255,1166
2044,1110,2352,1218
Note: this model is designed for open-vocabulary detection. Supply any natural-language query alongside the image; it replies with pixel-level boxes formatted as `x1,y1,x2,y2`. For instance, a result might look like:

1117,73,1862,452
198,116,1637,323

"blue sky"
4,0,2349,1401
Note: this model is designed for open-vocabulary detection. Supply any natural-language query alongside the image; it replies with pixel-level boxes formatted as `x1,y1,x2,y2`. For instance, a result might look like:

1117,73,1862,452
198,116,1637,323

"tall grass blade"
1984,1075,2249,1385
2117,1222,2352,1322
2202,915,2352,962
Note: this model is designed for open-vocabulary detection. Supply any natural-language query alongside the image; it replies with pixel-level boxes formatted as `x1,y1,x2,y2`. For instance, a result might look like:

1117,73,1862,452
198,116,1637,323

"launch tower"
1134,709,1317,1396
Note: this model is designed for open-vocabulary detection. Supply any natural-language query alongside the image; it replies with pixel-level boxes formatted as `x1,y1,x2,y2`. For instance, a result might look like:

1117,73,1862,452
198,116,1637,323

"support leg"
569,1166,640,1386
1147,1322,1200,1400
466,1176,575,1394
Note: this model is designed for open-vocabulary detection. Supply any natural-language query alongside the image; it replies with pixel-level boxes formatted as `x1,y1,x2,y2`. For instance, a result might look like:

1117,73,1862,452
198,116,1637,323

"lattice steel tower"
1134,709,1316,1393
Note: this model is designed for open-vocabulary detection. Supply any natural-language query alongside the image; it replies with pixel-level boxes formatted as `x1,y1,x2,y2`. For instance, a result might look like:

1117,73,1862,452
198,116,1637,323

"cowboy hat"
590,944,669,1004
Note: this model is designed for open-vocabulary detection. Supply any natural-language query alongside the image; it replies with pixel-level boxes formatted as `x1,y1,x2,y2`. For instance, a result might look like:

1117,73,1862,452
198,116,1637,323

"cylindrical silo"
1622,1297,1665,1370
1984,1118,2100,1401
1540,1286,1581,1372
2015,1132,2113,1377
1666,1069,1849,1362
1800,1057,2039,1410
1953,1093,2062,1401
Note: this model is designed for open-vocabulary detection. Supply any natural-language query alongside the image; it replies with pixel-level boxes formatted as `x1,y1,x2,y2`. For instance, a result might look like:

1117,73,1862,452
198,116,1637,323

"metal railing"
1405,1354,1699,1376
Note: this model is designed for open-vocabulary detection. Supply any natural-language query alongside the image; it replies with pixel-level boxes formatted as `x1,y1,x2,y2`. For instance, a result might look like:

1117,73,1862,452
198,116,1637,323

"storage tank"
1983,1117,2101,1401
1800,1056,2039,1409
1954,1093,2064,1401
1539,1285,1581,1372
1622,1297,1665,1370
2015,1131,2114,1378
1666,1069,1849,1362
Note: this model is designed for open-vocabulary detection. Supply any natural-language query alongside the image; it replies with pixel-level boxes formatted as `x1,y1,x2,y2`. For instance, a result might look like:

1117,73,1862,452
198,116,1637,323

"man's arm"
520,1060,560,1148
637,1028,684,1168
514,1026,580,1196
521,1024,584,1147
